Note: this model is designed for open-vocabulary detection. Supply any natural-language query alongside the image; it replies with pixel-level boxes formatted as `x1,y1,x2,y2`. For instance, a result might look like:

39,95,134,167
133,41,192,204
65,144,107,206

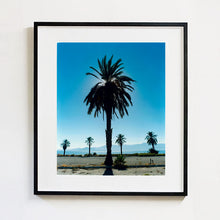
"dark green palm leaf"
84,56,135,118
86,72,101,80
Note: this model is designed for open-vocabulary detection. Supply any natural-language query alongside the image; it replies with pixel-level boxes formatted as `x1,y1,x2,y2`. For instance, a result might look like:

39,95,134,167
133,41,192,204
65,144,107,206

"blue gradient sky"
57,43,165,149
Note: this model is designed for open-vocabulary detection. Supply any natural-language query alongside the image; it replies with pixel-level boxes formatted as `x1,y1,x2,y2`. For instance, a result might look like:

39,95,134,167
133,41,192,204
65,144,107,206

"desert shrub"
61,164,68,167
112,154,120,157
57,154,72,157
120,153,164,157
97,154,106,157
113,155,127,170
138,153,157,156
148,148,159,154
93,152,97,156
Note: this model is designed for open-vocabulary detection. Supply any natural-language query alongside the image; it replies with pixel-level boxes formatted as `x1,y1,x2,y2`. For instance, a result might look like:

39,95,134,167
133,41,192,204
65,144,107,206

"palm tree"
84,55,135,166
145,131,158,152
115,134,126,155
85,137,94,156
61,139,70,156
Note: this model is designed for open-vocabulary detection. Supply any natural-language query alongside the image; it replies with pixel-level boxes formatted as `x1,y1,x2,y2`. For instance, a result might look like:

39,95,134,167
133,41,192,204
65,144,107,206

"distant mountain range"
57,143,165,155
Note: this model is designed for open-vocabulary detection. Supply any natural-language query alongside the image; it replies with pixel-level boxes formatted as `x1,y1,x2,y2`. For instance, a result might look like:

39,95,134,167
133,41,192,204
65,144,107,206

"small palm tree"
145,131,158,153
115,134,126,155
84,55,135,166
85,137,94,156
61,139,70,156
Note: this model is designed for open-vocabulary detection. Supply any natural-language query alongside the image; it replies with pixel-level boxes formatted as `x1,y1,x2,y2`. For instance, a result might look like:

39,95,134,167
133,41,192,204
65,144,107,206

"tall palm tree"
61,139,70,156
145,131,158,151
85,137,94,156
84,55,135,166
115,134,126,155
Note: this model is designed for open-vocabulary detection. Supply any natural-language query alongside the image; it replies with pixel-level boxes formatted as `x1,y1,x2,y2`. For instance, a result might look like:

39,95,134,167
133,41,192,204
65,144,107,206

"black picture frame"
34,22,188,196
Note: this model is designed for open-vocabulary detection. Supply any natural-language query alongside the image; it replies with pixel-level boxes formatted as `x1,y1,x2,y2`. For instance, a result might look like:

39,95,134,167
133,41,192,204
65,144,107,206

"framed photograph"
34,22,187,195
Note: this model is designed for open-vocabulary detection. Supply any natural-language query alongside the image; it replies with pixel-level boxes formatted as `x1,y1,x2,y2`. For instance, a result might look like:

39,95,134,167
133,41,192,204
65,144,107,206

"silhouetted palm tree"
61,139,70,156
145,131,158,151
84,55,135,166
85,137,94,156
115,134,126,155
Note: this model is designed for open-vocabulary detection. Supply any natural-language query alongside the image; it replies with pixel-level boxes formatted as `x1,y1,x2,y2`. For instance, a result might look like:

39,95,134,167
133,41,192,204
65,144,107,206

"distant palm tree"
61,139,70,156
85,137,94,156
84,55,135,167
115,134,126,155
145,131,158,152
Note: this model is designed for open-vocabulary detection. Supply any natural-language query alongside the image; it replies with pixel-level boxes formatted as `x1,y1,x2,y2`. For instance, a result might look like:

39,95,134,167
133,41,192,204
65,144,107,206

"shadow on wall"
26,27,34,199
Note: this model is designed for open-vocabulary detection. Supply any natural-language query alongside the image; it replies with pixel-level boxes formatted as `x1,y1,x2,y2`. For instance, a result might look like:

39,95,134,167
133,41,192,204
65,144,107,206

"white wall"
0,0,220,219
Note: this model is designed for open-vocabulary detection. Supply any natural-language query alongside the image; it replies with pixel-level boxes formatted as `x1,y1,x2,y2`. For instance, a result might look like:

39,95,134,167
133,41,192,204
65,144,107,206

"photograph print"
57,42,165,176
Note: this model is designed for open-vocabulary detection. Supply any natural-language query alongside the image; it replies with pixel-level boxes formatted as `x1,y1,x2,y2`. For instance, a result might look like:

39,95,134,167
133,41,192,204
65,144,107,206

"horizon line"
57,142,165,150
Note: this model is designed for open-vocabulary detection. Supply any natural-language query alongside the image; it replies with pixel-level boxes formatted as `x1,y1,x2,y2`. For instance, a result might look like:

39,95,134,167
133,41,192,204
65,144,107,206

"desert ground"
57,156,165,176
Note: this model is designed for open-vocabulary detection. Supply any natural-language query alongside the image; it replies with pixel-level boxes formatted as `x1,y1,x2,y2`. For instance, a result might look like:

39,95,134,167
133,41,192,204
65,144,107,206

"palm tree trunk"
120,144,122,155
63,149,66,156
152,143,155,150
104,109,113,166
89,144,91,156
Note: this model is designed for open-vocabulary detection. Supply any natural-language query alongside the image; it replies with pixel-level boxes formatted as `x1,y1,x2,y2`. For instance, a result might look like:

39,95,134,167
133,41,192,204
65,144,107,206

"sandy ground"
57,166,165,175
57,156,165,166
57,156,165,176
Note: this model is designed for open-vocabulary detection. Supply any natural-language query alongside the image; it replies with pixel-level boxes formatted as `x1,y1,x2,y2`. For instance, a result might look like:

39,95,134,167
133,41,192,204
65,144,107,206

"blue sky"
57,43,165,149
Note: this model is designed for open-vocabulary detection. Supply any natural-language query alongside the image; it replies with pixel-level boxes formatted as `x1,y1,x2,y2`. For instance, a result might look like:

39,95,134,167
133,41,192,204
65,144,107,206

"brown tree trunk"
89,144,91,156
104,109,113,166
120,144,122,155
